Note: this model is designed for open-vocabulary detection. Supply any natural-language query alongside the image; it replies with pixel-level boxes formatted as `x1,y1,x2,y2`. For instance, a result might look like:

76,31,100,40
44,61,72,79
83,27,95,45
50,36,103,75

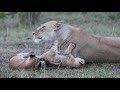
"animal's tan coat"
32,21,120,63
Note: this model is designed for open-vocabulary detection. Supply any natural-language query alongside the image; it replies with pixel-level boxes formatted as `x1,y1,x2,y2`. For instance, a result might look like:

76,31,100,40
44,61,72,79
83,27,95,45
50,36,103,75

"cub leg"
51,40,60,54
64,43,76,55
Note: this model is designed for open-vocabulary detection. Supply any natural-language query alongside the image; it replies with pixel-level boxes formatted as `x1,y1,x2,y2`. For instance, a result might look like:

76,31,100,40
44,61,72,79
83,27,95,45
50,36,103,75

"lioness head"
32,21,67,44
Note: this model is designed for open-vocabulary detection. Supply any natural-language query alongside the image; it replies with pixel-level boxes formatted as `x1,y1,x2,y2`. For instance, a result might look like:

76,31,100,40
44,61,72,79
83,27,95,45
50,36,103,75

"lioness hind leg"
64,43,76,55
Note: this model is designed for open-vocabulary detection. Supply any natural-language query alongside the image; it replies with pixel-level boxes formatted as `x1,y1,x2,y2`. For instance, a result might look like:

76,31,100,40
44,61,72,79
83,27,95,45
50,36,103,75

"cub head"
32,21,64,44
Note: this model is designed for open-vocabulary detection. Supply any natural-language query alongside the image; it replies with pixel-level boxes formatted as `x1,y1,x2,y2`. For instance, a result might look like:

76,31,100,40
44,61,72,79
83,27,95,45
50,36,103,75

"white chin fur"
34,38,53,43
34,39,40,44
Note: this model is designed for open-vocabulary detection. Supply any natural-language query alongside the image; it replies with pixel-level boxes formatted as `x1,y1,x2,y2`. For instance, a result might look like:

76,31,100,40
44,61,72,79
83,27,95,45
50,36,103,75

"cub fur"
9,52,43,69
41,40,85,68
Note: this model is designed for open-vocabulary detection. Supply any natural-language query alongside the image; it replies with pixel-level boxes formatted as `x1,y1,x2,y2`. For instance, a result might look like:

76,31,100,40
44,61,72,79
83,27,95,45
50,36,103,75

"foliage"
108,12,120,20
18,12,41,26
0,12,6,18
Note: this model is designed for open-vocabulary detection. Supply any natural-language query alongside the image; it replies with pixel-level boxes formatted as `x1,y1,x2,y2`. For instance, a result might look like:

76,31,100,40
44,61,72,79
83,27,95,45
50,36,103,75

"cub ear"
54,20,64,31
29,52,36,58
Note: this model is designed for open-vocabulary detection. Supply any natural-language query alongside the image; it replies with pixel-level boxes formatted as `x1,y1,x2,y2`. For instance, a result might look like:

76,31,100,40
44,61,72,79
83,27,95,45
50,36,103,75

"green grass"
1,12,120,78
1,63,120,78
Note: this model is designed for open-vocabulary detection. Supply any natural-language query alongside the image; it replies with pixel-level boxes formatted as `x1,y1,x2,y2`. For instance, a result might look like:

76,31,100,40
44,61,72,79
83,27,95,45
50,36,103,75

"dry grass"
1,12,120,78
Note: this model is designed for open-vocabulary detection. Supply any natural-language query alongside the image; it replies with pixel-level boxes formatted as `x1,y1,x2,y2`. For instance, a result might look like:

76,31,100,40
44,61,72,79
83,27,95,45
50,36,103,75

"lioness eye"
54,23,61,28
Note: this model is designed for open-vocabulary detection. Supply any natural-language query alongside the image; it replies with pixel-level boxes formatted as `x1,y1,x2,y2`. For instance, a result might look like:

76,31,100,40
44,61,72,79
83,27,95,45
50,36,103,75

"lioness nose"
38,37,42,39
32,32,35,35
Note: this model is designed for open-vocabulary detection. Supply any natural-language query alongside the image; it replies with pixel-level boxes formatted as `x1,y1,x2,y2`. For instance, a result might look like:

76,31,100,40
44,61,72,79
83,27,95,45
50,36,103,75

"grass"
1,12,120,78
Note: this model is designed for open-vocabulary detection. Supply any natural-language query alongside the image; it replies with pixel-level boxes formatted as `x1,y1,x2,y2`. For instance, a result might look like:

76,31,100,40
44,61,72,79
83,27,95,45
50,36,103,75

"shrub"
108,12,120,20
0,12,6,18
18,12,41,26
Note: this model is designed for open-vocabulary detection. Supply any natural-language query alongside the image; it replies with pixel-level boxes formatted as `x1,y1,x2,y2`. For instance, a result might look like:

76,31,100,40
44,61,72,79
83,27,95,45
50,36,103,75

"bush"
0,12,6,18
108,12,120,20
18,12,41,26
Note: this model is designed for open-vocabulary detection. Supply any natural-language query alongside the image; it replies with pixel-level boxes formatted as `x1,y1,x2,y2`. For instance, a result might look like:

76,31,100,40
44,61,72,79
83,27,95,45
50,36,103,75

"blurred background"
1,12,120,35
0,12,120,28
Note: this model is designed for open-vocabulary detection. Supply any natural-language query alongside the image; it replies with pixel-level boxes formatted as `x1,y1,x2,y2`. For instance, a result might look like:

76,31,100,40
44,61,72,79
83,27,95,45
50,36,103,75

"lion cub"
41,40,85,68
9,52,43,69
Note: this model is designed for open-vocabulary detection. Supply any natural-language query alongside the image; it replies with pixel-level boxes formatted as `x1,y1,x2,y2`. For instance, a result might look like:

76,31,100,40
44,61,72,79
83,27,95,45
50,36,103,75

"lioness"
41,40,85,68
9,52,44,69
32,21,120,63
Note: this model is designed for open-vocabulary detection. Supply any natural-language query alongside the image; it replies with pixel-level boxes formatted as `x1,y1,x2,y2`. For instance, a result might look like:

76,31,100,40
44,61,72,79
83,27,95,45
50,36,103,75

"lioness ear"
54,21,64,31
58,20,64,23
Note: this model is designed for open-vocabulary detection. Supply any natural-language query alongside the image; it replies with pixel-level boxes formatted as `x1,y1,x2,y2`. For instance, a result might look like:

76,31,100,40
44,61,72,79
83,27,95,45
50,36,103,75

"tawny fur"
41,40,85,68
9,52,42,69
33,21,120,63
